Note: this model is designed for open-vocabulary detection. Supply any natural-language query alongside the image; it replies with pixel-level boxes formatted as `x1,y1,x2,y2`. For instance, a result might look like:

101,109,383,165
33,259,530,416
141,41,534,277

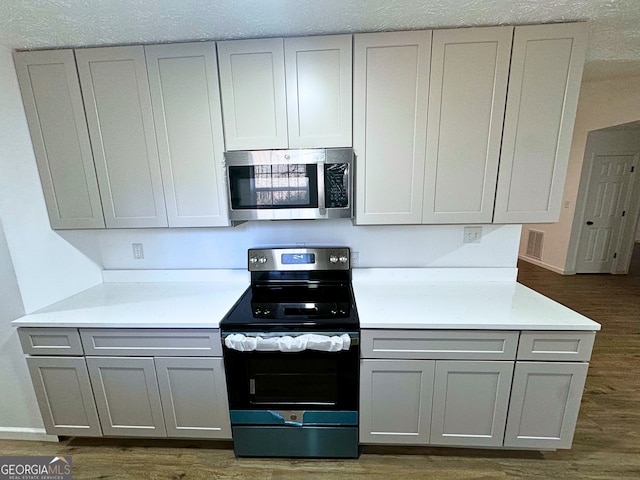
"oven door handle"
221,332,359,344
221,332,359,352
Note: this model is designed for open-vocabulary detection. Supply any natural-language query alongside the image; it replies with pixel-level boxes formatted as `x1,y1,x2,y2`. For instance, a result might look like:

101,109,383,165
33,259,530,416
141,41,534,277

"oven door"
222,333,359,412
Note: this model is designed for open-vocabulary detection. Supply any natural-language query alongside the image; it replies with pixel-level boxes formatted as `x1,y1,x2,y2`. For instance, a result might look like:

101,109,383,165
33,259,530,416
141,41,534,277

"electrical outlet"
351,251,360,267
463,226,482,244
132,243,144,259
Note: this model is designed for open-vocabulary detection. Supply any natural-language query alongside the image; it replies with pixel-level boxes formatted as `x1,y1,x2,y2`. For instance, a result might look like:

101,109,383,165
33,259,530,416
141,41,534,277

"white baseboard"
0,427,59,442
518,255,571,275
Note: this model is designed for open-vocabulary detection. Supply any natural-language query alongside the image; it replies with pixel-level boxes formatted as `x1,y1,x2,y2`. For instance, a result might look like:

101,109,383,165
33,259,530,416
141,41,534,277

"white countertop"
12,268,600,331
352,279,600,331
12,281,249,328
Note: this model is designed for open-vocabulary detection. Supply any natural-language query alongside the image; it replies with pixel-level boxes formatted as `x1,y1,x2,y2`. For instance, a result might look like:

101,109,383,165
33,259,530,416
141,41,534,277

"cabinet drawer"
517,331,595,361
361,330,518,360
18,328,83,356
80,329,222,356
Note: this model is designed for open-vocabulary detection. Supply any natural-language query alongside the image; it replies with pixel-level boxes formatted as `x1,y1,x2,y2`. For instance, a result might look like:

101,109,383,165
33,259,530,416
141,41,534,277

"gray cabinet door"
494,23,588,223
76,46,168,228
430,361,513,447
217,38,288,150
504,361,588,449
86,356,166,437
26,356,102,437
13,50,104,229
285,35,352,148
145,42,230,227
360,359,435,444
353,31,431,225
423,26,512,224
155,357,231,439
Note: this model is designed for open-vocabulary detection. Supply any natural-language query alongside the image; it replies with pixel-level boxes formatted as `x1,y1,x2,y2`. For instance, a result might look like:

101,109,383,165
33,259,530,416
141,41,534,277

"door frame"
566,129,640,274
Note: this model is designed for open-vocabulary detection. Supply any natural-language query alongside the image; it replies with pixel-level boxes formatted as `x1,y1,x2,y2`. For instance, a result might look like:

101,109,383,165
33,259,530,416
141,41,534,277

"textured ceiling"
1,0,639,80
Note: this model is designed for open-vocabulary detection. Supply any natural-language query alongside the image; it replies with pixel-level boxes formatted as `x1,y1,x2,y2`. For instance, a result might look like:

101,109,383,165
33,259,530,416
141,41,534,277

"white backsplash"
58,221,522,270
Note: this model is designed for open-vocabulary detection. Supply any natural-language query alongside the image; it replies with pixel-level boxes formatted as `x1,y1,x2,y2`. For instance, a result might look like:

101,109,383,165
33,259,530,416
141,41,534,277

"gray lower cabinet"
359,359,435,444
430,361,513,447
26,356,102,437
155,357,231,439
20,328,232,440
504,362,589,449
86,356,167,437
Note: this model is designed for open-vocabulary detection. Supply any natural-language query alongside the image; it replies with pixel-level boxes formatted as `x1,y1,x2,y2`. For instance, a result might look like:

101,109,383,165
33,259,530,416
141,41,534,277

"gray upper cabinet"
423,27,512,224
494,22,588,223
285,35,352,148
145,43,230,227
17,22,588,229
76,46,168,228
14,50,105,229
218,35,352,151
353,30,432,225
353,23,587,226
217,38,289,150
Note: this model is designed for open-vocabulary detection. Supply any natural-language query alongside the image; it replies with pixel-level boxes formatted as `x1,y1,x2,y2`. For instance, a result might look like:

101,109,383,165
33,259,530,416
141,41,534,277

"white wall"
0,46,103,439
0,218,51,439
0,46,103,314
58,223,522,270
519,75,640,273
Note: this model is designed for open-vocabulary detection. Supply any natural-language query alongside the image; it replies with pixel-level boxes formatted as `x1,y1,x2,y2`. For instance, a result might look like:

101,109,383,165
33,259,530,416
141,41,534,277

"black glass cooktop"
220,284,359,332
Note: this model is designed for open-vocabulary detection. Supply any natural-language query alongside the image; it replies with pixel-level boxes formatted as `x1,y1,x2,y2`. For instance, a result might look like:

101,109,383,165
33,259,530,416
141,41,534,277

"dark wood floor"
2,252,640,479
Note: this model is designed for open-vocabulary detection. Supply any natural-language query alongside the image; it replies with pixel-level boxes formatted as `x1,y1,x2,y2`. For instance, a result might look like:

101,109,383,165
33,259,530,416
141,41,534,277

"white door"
575,135,639,273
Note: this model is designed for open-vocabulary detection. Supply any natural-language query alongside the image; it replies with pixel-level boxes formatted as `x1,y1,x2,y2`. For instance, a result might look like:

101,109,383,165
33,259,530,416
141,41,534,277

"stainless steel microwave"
224,148,353,221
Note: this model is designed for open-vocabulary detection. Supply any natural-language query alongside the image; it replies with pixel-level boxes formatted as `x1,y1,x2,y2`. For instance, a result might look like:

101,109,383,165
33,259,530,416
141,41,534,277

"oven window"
229,164,319,209
248,357,337,406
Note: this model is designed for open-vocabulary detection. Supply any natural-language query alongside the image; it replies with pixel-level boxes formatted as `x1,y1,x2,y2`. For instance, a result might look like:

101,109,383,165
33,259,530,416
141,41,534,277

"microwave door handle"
344,165,350,206
317,161,326,214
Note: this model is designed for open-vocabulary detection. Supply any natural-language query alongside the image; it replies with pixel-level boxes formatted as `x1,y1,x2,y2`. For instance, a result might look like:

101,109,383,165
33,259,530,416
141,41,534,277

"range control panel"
248,247,350,272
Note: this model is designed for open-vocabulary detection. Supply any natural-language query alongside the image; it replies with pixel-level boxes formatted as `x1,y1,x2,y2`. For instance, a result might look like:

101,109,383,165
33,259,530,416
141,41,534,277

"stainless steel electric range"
220,247,359,458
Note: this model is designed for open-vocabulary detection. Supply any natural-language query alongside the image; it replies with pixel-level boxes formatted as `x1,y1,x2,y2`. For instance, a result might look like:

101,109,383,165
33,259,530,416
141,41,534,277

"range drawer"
80,329,222,356
361,330,519,360
517,331,595,361
18,327,83,356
